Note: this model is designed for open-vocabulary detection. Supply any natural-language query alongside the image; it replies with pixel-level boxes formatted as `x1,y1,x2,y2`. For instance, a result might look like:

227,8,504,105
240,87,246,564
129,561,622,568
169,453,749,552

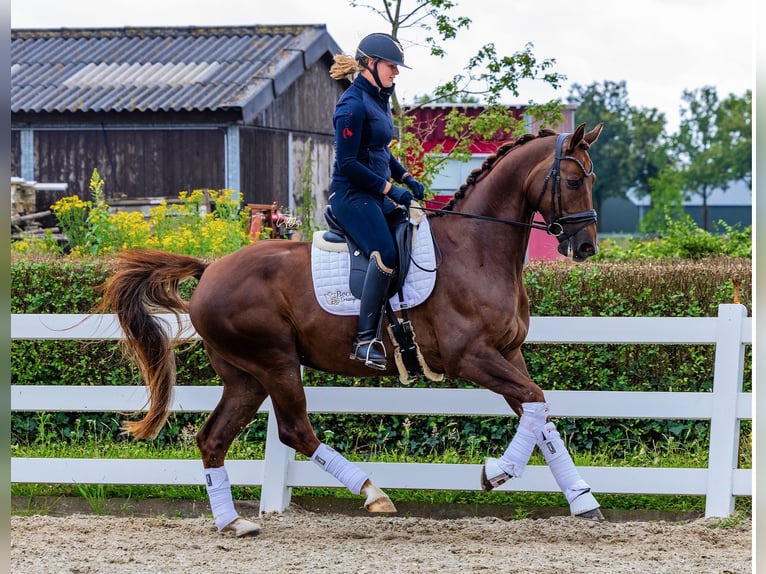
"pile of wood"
11,177,68,242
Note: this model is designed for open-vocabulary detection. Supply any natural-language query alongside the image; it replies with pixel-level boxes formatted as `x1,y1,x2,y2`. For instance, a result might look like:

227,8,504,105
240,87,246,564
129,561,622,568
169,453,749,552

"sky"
10,0,753,133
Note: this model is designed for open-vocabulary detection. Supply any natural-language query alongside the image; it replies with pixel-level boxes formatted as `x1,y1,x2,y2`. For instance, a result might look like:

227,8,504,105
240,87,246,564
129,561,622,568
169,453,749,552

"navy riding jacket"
328,74,408,268
331,74,407,194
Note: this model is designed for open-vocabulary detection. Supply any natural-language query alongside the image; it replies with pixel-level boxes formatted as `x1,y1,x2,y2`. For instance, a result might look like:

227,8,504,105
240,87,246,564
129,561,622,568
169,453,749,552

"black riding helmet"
356,33,410,89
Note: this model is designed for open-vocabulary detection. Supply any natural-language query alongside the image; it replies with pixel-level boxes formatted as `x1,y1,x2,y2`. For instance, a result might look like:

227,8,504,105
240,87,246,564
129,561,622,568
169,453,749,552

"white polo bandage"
204,466,238,531
311,443,368,495
537,421,591,504
496,402,550,478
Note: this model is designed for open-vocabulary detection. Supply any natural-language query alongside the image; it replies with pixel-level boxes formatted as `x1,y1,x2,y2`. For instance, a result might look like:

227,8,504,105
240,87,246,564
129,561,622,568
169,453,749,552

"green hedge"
11,256,752,458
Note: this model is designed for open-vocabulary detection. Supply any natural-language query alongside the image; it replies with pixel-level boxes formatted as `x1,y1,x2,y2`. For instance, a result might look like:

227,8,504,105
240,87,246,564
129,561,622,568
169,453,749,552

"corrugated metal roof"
11,25,341,115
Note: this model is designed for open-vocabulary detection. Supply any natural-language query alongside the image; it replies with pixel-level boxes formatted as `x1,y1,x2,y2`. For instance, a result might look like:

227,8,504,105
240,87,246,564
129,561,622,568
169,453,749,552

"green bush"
11,255,751,460
596,214,752,261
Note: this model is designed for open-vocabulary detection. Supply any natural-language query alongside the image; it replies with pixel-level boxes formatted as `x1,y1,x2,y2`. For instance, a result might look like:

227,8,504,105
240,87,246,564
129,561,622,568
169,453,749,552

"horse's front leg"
482,402,603,519
456,349,603,520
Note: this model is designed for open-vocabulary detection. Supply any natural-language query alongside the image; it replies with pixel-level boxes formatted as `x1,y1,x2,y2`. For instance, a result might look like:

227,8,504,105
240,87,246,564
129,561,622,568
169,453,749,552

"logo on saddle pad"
323,289,357,307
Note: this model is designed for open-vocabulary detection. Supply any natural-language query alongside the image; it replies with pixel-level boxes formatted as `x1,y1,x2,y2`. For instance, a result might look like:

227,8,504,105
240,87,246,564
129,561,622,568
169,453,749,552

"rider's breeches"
329,189,397,268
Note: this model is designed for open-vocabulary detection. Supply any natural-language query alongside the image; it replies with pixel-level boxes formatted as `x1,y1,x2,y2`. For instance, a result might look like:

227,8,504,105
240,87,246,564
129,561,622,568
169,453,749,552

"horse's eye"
566,179,582,189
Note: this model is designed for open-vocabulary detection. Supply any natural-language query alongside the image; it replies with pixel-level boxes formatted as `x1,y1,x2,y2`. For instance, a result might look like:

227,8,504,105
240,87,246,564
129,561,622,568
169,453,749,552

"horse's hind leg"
196,352,268,537
265,367,396,513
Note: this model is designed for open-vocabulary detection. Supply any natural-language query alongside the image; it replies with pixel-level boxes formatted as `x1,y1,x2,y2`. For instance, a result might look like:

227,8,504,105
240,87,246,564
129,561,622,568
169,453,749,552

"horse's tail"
96,249,208,440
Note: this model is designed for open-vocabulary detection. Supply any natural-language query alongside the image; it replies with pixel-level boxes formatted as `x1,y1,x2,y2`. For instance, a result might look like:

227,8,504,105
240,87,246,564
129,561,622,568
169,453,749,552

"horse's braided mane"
435,128,557,214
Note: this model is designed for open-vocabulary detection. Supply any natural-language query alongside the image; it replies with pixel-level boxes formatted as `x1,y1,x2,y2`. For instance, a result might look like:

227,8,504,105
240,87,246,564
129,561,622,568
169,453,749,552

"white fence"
11,304,752,518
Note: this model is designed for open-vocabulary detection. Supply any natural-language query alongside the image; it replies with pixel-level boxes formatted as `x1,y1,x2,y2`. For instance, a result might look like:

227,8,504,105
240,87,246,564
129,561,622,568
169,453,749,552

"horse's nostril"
577,243,597,259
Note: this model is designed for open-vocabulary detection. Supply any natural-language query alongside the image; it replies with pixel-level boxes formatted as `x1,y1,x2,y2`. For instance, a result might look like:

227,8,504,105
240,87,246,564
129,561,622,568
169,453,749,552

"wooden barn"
10,25,347,225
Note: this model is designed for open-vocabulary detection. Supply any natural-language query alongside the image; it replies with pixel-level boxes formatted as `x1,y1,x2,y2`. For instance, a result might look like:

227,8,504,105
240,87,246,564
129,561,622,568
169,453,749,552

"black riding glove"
387,185,413,207
402,174,425,200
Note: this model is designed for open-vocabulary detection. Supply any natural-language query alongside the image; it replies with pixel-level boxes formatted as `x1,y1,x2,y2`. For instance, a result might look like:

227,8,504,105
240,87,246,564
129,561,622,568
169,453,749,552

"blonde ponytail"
330,54,363,80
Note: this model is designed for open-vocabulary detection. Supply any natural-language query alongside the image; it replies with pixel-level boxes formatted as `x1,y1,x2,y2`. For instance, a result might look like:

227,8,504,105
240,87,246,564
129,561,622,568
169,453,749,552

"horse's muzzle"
558,236,599,262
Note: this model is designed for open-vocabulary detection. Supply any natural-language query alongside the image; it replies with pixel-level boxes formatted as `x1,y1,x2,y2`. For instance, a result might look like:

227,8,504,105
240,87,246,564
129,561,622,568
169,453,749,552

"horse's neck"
432,142,551,276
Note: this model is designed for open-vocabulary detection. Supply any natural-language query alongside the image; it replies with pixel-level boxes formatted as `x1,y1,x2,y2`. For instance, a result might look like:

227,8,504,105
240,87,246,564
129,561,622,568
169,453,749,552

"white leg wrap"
311,443,368,495
496,402,550,478
204,466,238,531
537,421,600,514
482,403,550,490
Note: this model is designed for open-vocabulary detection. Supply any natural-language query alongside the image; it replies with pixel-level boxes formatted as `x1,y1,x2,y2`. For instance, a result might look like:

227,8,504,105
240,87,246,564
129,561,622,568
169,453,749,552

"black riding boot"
351,253,394,370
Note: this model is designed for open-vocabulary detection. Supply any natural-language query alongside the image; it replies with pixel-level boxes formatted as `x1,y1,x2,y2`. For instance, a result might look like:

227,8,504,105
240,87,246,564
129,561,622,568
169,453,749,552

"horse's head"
533,123,603,262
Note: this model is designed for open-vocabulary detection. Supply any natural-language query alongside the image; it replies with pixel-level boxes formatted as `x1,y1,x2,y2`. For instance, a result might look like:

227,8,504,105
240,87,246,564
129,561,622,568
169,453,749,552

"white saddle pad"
311,214,437,316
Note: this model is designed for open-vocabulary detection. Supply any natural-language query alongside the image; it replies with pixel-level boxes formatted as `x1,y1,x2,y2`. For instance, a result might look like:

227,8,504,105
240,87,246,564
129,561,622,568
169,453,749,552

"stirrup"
350,339,387,370
480,457,513,492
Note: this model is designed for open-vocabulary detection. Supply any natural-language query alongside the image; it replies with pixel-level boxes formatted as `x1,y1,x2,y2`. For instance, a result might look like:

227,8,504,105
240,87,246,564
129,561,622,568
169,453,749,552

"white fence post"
258,404,295,513
704,304,748,517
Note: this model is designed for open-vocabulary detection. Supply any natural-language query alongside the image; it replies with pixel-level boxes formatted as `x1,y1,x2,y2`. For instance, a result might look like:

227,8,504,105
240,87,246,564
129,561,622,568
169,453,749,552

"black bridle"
532,132,598,241
416,132,598,241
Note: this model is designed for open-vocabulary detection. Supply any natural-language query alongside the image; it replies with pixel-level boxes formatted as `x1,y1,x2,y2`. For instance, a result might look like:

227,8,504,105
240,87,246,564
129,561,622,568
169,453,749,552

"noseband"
532,132,598,240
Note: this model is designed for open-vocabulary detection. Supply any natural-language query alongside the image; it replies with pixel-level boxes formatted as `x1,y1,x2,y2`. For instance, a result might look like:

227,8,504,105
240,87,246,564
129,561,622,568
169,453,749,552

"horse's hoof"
366,496,397,513
570,490,604,521
363,484,397,513
574,507,605,521
222,516,261,537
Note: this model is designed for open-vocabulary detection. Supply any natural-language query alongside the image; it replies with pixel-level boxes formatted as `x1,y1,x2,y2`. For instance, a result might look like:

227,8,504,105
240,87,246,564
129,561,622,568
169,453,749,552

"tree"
350,0,568,190
674,87,751,230
628,107,670,200
712,90,752,186
639,164,685,234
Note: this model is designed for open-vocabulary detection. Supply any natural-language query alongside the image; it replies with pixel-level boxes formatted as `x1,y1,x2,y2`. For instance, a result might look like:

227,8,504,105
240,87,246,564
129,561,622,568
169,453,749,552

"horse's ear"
567,123,586,152
584,123,604,146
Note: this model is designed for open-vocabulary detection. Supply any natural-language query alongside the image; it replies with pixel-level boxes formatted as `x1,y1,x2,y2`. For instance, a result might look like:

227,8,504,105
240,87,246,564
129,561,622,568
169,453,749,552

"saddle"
322,204,414,299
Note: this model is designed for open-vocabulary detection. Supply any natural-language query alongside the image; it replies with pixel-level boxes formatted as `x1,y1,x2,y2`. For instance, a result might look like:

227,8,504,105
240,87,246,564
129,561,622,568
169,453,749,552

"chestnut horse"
99,123,604,536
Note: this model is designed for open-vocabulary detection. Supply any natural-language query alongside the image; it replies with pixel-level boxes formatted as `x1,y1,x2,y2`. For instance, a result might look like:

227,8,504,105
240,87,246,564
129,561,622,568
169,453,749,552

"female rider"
328,33,425,370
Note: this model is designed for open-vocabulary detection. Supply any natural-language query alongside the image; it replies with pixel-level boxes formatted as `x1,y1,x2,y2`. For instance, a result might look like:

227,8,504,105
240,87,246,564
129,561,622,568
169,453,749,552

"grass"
10,434,752,518
76,484,107,515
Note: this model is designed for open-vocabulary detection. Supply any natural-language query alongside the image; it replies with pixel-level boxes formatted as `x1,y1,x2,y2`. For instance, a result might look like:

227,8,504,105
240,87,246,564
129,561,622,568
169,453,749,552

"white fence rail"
11,305,752,517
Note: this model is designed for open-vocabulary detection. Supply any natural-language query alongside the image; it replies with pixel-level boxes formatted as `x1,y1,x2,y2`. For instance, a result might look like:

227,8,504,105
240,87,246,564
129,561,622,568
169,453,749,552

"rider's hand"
402,174,425,200
387,185,413,207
